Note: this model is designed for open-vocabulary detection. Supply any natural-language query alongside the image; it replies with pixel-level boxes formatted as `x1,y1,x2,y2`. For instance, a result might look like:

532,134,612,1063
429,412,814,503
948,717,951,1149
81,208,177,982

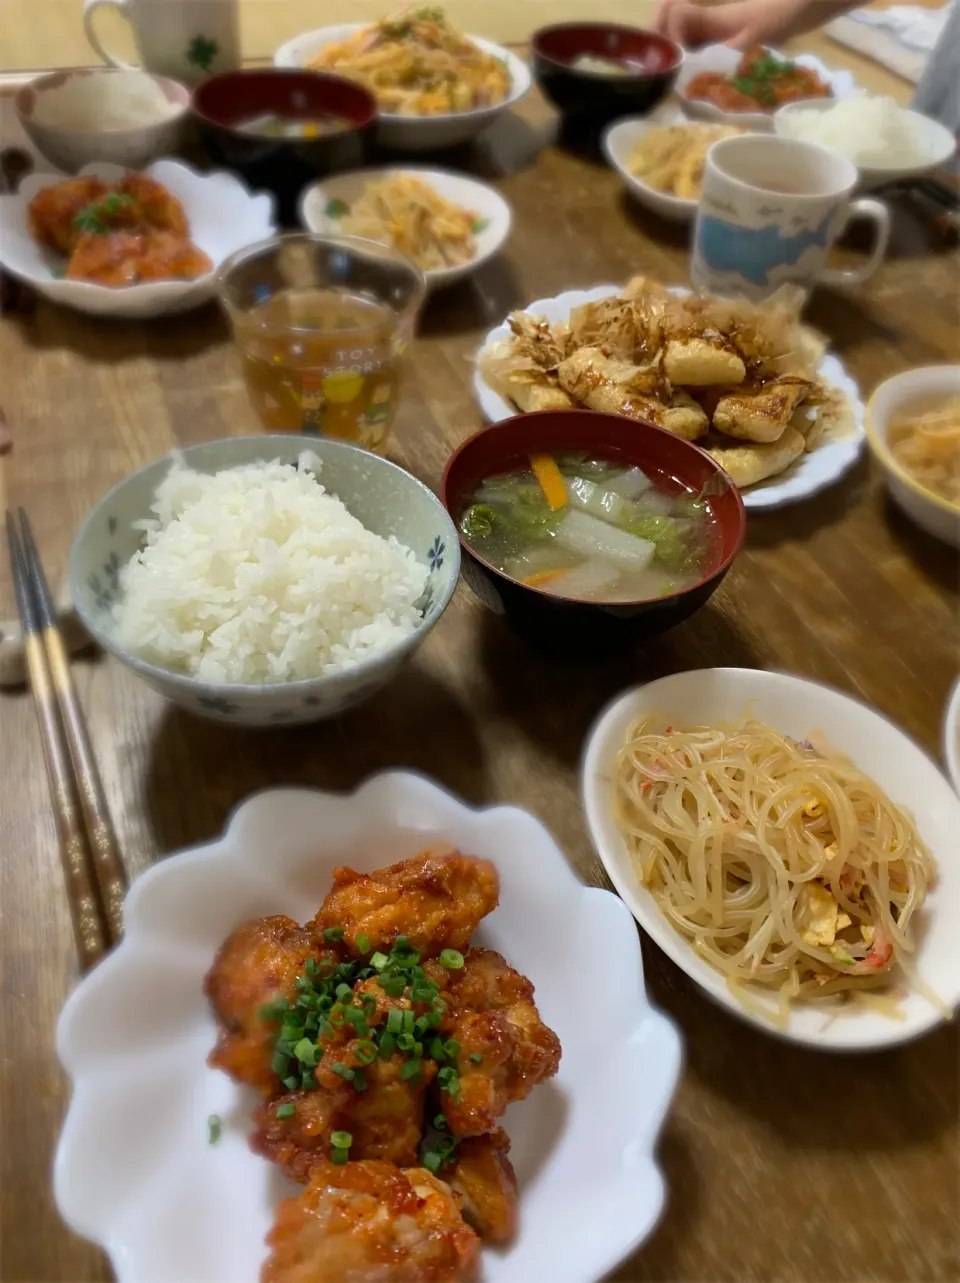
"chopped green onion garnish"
207,1114,222,1145
400,1060,421,1082
379,1032,397,1059
331,1130,353,1149
272,1052,291,1077
275,1103,296,1120
443,1039,460,1058
331,1147,349,1164
469,1053,483,1065
294,1038,318,1066
438,949,464,969
423,1150,442,1174
397,1032,416,1052
332,1062,355,1082
386,1008,404,1034
401,1010,415,1035
356,932,370,954
394,936,410,950
353,1069,368,1092
283,1074,300,1091
370,952,389,970
324,926,344,942
429,1036,446,1060
354,1039,378,1065
336,983,353,1001
433,1113,447,1129
301,1069,316,1090
305,957,318,976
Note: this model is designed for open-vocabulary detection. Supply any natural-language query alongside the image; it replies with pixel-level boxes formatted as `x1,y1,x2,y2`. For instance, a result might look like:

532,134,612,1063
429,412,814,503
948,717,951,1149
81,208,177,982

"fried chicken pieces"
28,172,211,287
205,851,561,1282
479,276,854,489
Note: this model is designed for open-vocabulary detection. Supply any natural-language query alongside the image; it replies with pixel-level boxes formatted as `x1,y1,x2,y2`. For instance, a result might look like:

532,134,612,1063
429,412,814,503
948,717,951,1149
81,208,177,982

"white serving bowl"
603,113,699,223
582,667,960,1050
69,437,460,727
944,678,960,797
473,283,866,510
676,43,856,132
0,158,275,318
55,774,682,1283
300,166,512,291
274,24,531,151
775,98,957,190
865,365,960,547
14,67,190,173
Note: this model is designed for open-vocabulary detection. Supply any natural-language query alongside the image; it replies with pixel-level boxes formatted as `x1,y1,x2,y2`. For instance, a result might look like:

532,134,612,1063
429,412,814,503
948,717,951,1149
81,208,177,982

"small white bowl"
582,667,960,1050
0,158,275,318
944,678,960,797
676,44,856,133
300,167,512,292
865,365,960,547
603,114,699,223
55,774,682,1283
15,68,189,173
274,23,531,151
775,98,957,190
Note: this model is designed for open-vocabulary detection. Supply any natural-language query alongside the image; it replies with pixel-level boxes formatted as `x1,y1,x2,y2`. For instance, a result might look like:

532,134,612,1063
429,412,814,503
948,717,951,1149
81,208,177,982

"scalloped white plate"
473,283,865,510
55,773,682,1283
676,45,858,132
582,669,960,1050
0,158,275,317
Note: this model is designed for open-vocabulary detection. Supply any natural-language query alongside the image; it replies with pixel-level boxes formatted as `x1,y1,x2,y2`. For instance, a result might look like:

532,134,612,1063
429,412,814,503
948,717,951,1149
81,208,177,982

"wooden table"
2,47,959,1283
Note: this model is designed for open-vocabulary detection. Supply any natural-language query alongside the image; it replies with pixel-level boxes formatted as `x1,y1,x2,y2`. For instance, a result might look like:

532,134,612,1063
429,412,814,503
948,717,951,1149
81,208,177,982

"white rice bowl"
111,452,429,684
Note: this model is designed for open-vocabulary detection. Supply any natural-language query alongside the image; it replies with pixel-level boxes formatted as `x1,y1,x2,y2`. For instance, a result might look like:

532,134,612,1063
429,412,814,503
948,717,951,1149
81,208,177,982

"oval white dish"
944,677,960,797
472,283,865,510
300,167,512,292
581,667,960,1050
0,158,275,318
676,44,857,132
274,24,531,152
603,112,699,224
55,773,682,1283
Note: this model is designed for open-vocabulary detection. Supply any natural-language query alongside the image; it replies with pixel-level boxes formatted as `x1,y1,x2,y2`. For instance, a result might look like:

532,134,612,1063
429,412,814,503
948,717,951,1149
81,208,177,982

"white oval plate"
55,773,681,1283
300,167,512,292
473,284,865,509
0,158,275,317
944,677,960,797
274,24,531,152
581,668,960,1050
603,113,699,224
675,44,857,132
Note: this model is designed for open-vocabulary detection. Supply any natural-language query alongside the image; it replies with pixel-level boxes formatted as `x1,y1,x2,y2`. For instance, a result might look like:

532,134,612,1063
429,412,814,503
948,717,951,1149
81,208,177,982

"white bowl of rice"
774,96,956,190
69,436,459,726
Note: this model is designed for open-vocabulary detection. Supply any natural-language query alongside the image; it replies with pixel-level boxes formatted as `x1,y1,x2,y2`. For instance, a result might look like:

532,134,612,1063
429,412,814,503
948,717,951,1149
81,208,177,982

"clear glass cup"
217,233,425,453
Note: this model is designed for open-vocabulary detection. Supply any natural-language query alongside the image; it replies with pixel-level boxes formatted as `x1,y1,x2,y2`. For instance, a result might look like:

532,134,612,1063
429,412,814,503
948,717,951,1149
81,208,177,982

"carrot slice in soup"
529,453,568,510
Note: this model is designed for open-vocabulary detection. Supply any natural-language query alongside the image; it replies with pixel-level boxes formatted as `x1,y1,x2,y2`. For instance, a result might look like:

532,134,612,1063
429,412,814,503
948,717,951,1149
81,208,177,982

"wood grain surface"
1,37,959,1283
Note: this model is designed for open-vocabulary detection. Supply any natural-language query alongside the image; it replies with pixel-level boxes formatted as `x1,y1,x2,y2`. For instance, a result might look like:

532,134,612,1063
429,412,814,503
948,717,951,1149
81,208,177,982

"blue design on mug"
695,211,834,288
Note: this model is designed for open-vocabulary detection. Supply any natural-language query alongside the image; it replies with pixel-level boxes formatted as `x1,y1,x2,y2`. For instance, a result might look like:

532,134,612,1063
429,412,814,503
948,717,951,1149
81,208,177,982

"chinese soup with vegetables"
458,452,716,602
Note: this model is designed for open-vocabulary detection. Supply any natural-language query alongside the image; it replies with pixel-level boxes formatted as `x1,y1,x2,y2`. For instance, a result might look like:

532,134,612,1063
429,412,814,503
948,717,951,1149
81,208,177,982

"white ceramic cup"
83,0,240,85
692,133,890,300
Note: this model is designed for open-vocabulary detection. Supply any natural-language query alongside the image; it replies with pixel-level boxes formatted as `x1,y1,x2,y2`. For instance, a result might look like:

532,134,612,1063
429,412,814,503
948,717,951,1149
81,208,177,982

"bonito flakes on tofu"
479,276,857,489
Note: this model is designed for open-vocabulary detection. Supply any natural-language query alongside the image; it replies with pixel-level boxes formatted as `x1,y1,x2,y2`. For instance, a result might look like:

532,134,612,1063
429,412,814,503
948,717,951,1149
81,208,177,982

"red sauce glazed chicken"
205,849,562,1283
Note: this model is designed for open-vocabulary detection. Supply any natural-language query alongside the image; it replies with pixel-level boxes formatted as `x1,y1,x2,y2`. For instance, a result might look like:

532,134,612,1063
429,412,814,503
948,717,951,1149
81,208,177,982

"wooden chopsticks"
5,509,125,970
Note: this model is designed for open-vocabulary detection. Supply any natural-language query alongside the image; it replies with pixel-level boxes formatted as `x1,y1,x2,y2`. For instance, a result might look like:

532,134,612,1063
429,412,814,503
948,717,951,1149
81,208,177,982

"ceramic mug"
83,0,240,85
692,134,890,300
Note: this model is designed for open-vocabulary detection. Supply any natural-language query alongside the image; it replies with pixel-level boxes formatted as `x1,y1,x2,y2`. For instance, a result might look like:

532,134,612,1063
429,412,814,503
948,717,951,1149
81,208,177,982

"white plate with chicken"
54,772,681,1283
0,158,275,317
473,281,865,510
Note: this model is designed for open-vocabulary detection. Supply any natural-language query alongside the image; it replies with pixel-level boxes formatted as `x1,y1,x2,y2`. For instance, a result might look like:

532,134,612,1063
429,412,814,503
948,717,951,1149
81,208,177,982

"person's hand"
652,0,823,49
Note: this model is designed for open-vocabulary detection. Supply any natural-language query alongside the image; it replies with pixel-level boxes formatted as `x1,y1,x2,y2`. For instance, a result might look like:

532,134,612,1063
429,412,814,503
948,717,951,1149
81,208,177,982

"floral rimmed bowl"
68,436,460,726
55,774,683,1282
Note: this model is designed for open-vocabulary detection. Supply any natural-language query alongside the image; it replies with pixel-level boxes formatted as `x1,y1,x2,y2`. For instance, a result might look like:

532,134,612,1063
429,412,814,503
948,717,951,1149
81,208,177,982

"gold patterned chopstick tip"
16,509,127,940
4,512,107,970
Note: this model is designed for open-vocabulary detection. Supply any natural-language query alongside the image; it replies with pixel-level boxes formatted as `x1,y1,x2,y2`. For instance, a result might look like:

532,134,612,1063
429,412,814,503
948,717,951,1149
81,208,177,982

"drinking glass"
217,233,425,452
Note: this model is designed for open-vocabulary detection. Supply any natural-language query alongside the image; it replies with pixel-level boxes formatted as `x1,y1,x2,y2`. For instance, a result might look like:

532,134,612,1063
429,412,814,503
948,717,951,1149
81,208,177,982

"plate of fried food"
300,167,512,291
0,159,275,317
274,8,531,151
474,278,864,508
54,773,681,1283
604,115,746,221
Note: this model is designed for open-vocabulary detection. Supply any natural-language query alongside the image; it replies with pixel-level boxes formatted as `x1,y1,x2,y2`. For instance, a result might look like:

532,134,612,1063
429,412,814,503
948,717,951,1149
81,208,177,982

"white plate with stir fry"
582,667,960,1049
300,168,512,291
55,774,682,1283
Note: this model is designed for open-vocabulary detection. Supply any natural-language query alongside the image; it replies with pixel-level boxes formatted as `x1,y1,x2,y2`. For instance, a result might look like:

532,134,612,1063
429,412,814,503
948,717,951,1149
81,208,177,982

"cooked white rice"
111,452,429,684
